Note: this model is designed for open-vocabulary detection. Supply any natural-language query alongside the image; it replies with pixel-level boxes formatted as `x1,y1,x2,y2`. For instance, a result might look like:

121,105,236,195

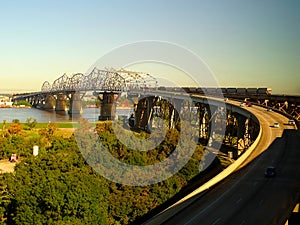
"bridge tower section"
68,92,83,116
55,93,67,112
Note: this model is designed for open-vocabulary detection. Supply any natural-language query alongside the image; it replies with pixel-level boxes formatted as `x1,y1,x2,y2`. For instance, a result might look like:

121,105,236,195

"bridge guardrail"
250,102,299,130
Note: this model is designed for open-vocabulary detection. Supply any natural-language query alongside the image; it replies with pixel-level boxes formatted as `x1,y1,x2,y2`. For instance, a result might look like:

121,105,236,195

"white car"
288,119,295,125
273,122,279,128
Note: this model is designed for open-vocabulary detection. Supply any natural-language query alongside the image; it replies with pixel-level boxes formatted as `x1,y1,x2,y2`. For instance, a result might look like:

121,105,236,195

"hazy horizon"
1,0,299,95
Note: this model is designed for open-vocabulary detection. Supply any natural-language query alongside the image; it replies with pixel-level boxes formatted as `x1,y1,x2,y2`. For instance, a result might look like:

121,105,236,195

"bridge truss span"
39,67,158,94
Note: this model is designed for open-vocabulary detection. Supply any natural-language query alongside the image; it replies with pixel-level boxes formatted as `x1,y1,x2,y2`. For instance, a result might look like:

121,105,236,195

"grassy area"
0,122,77,129
55,128,75,138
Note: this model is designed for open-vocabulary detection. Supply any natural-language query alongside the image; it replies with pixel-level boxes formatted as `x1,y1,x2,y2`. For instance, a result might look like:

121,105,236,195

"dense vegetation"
12,101,31,107
0,119,227,225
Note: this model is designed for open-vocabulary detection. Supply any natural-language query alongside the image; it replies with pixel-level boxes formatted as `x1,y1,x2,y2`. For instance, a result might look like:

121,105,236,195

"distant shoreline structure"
0,105,133,110
0,103,30,108
0,89,38,94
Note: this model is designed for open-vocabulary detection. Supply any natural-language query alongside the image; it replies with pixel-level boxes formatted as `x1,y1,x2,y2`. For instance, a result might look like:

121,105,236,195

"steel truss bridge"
12,68,300,122
12,68,300,224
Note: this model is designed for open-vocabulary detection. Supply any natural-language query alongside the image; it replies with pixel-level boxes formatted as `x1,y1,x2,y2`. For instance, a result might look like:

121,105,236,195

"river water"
0,107,133,123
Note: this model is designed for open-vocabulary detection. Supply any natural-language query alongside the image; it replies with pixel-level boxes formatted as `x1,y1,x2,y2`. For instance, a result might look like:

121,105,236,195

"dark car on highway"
265,166,276,177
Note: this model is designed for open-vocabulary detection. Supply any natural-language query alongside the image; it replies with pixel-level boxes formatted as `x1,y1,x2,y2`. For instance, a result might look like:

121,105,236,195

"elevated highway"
11,69,299,224
143,101,300,225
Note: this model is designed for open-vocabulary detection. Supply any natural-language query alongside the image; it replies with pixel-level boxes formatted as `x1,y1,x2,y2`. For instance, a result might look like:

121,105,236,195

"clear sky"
0,0,299,95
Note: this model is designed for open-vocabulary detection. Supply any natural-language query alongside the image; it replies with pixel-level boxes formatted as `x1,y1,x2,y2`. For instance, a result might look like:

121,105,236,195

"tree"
8,123,23,136
13,101,31,107
11,119,20,124
2,120,7,136
39,122,59,146
3,143,109,225
26,118,37,130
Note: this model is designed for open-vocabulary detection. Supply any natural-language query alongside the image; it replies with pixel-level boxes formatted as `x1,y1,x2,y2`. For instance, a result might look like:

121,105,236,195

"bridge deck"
143,101,299,225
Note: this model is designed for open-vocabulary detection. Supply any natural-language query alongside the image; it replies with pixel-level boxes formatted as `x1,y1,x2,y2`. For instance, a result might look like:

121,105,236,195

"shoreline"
0,106,133,109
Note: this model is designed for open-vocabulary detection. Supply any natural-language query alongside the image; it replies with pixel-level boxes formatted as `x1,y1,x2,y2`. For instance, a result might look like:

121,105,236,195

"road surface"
144,103,299,225
161,106,299,225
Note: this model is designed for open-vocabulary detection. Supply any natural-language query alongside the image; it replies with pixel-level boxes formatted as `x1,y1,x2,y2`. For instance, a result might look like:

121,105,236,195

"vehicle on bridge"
180,87,272,96
288,119,295,125
246,101,252,107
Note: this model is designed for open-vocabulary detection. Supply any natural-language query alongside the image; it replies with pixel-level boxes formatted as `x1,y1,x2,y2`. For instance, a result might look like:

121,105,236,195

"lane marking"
236,198,242,204
211,218,221,225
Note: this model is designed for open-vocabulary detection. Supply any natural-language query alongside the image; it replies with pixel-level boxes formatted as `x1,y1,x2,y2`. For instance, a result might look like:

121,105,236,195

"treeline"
0,119,226,225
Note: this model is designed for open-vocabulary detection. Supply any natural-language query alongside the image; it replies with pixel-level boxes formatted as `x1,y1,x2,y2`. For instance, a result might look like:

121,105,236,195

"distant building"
0,95,13,107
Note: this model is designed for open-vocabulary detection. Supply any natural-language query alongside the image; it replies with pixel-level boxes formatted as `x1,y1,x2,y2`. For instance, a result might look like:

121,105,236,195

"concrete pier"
134,96,155,131
55,93,67,112
68,92,82,115
169,98,182,129
43,94,55,110
99,92,116,120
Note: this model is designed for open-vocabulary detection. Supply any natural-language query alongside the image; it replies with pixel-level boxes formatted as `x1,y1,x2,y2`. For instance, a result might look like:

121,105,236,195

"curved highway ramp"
142,105,300,225
154,130,300,225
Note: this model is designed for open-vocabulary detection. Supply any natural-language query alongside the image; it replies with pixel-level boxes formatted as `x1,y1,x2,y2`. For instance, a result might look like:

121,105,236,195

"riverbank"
0,105,31,108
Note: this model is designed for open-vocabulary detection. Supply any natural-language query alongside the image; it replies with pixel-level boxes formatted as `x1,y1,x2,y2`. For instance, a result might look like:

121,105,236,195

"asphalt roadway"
145,104,300,225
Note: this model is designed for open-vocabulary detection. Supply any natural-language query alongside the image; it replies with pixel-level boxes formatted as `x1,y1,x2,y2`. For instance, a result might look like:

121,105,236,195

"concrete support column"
207,105,217,139
169,98,182,129
55,93,67,112
195,103,210,145
243,118,250,148
32,97,40,108
29,97,35,107
237,115,247,151
134,96,155,131
248,118,259,143
99,92,116,121
68,92,82,115
43,94,55,110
